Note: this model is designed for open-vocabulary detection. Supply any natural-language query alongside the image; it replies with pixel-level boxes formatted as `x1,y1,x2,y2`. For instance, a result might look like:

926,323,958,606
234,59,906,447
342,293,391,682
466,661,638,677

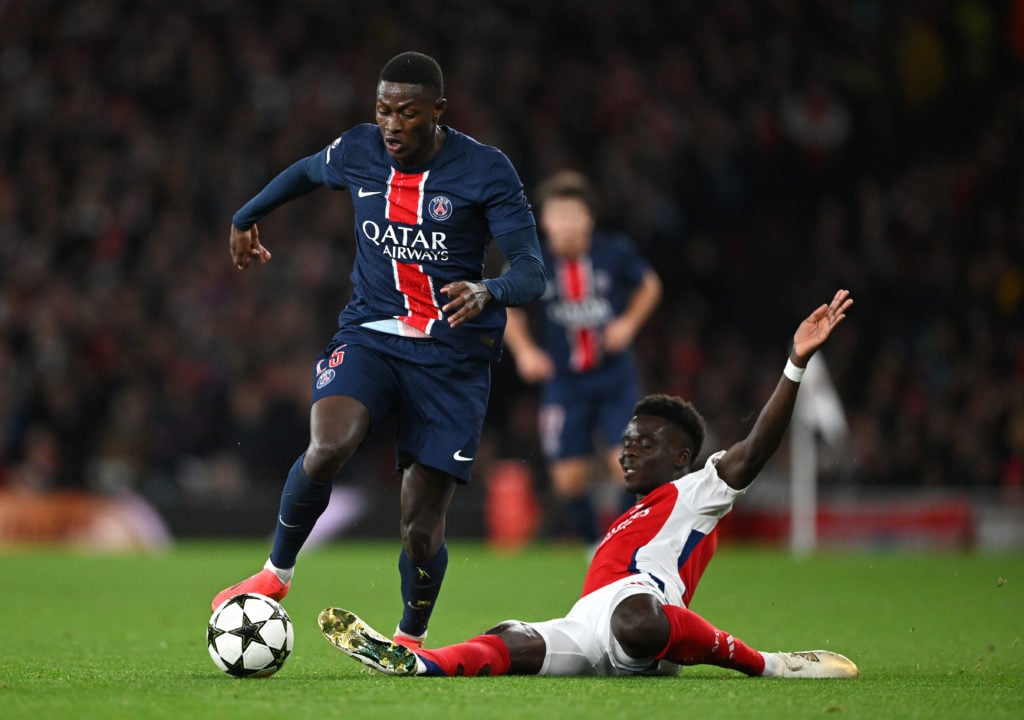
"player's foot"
762,650,859,679
320,608,423,676
393,627,427,650
211,569,290,612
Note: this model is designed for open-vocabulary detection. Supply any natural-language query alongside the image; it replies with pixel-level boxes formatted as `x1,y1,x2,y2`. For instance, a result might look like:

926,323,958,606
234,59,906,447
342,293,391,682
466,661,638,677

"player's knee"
486,621,545,675
610,596,669,660
401,521,443,561
484,620,520,635
304,435,360,479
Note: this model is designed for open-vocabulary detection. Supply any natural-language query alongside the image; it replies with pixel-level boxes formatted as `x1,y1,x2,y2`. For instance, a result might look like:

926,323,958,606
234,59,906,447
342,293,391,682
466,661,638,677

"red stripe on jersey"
558,257,587,301
393,261,441,333
386,168,428,225
582,486,679,596
582,483,722,604
570,327,600,372
559,258,600,372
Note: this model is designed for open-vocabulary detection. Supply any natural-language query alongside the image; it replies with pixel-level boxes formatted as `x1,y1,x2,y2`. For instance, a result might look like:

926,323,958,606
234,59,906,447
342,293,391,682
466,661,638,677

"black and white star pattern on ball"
208,593,293,678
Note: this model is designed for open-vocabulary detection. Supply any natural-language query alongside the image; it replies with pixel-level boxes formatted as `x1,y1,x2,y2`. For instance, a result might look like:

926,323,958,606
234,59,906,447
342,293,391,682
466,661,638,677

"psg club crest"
428,195,453,222
316,368,336,389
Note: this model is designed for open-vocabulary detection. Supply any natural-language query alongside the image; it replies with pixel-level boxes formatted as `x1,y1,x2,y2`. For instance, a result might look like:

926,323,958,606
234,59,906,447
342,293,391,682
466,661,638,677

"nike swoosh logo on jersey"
453,450,474,462
357,187,382,197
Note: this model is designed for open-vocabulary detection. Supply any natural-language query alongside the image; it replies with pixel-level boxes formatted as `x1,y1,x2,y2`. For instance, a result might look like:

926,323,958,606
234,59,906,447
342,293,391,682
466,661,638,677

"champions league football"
207,594,294,678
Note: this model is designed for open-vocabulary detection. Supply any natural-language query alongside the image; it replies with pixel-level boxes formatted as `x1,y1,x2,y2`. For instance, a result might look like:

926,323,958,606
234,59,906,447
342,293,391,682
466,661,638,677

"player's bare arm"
715,289,853,490
603,269,662,353
791,288,852,361
229,223,272,270
503,308,555,383
440,281,493,328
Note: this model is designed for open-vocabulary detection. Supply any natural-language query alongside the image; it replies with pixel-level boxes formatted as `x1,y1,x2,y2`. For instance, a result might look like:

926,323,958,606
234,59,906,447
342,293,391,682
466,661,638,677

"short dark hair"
633,393,707,462
534,170,597,214
379,52,444,98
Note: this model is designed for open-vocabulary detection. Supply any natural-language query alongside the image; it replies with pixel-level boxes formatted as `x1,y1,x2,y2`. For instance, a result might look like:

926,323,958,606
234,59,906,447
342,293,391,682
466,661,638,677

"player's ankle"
264,558,294,585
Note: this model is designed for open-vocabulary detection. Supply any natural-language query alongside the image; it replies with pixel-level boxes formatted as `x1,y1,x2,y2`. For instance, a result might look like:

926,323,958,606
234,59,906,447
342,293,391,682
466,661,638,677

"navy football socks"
270,454,333,569
397,543,449,637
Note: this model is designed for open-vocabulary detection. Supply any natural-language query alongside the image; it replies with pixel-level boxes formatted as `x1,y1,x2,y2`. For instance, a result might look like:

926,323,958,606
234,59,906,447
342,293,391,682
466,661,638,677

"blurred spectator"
1,0,1021,535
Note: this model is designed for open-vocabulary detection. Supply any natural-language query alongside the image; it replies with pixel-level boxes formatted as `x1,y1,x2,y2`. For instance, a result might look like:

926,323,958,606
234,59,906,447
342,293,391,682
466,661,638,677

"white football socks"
264,558,294,584
760,651,780,677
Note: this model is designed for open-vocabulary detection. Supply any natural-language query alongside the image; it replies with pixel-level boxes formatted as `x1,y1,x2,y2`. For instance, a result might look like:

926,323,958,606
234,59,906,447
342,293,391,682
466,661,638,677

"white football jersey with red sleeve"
581,450,745,606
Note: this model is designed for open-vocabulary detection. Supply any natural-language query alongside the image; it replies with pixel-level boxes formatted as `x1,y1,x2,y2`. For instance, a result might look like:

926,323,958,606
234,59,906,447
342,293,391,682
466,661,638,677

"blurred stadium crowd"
1,0,1022,529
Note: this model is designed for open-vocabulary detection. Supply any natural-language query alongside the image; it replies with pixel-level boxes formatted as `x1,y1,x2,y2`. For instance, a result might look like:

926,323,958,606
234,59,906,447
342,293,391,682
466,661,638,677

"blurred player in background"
321,290,858,679
503,171,661,548
212,51,545,649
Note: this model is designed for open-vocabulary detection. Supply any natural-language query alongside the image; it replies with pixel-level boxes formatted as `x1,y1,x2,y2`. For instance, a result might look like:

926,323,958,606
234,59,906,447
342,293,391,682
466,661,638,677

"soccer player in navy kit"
212,52,545,649
503,171,662,546
321,290,860,680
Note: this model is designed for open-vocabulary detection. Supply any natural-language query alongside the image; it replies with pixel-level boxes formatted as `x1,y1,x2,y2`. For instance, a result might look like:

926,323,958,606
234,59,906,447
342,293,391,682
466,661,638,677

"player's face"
376,81,446,167
540,197,594,258
619,415,690,496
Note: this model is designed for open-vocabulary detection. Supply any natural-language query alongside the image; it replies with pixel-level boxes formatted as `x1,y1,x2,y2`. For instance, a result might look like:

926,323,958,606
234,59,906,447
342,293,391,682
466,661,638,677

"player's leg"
318,611,543,677
611,593,766,675
391,345,489,645
612,594,858,678
395,621,543,676
540,386,601,544
597,370,640,517
395,463,456,646
211,395,370,610
212,335,392,611
548,457,599,543
601,444,634,518
268,394,370,569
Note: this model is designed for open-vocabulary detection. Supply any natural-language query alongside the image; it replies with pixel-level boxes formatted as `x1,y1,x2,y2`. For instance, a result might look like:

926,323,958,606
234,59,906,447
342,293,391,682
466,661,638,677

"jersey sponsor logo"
361,220,449,262
602,505,651,542
357,187,382,197
547,297,613,328
427,195,452,222
316,368,336,389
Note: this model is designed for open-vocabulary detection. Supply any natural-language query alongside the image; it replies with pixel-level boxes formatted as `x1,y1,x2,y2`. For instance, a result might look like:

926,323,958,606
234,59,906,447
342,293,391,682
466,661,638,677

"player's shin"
655,605,766,676
397,543,448,638
416,635,512,677
270,454,333,570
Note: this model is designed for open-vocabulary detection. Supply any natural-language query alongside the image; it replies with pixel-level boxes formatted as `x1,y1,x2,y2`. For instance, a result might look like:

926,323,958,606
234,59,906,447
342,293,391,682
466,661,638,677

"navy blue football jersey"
537,232,651,376
315,124,535,361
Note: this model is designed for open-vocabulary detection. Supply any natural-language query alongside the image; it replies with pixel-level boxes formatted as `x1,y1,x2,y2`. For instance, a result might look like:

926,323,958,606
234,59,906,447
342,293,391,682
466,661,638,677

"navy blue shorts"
311,326,490,483
538,362,640,461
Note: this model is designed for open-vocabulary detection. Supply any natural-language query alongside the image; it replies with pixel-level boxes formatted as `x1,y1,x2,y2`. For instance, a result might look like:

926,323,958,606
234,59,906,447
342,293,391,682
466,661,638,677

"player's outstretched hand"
792,289,853,361
230,223,272,269
441,281,493,328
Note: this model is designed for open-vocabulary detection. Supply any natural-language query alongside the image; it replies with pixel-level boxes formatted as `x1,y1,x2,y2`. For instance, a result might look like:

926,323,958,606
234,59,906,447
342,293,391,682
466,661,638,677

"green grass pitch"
2,541,1021,719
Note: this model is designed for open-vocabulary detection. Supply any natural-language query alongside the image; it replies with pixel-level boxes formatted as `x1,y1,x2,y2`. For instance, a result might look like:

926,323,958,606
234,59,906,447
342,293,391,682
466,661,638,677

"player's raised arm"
714,289,853,490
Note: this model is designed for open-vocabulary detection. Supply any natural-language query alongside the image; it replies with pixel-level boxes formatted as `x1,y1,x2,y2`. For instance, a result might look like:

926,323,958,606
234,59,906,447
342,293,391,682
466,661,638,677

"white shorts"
529,574,683,677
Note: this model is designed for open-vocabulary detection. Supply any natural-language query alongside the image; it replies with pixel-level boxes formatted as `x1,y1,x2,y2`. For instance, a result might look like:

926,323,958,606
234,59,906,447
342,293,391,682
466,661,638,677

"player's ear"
675,446,691,472
434,97,447,120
